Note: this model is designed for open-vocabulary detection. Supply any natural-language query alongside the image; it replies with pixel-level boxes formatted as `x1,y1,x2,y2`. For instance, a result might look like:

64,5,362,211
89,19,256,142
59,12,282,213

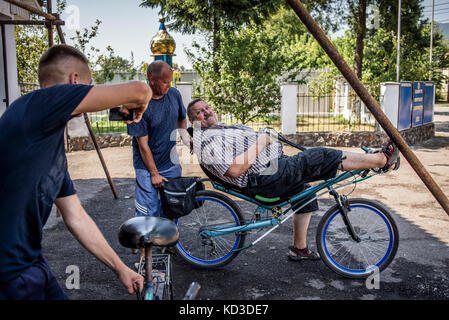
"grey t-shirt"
193,124,282,187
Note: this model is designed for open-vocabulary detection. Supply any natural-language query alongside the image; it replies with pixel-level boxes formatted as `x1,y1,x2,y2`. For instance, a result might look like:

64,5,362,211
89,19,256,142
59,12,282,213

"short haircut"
38,44,89,87
186,98,204,120
146,60,172,80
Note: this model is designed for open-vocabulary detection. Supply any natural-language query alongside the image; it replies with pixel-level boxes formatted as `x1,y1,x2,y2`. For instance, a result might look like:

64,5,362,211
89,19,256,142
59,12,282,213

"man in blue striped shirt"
187,99,399,261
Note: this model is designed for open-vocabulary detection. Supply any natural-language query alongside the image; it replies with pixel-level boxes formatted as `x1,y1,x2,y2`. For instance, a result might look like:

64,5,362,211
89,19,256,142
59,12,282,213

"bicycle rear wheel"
135,254,173,300
316,198,399,279
175,190,246,269
152,254,173,300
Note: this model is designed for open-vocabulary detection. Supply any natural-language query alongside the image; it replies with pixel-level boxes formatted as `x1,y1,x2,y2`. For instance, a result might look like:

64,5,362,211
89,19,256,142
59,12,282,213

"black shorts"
249,147,343,213
0,255,68,300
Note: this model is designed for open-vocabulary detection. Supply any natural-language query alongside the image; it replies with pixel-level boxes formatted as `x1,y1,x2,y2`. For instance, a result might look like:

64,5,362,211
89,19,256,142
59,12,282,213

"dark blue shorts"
249,147,343,213
0,256,68,300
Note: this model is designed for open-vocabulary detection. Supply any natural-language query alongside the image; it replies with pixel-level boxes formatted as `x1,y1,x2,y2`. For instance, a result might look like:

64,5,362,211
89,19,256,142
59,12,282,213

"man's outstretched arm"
72,81,152,123
54,194,143,295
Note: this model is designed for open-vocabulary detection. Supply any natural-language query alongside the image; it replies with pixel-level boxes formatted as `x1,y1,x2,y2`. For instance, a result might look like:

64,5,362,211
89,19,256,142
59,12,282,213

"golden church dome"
150,16,176,56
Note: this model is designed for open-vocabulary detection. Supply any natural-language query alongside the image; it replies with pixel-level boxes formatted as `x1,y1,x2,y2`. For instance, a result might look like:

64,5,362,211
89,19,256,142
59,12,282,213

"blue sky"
60,0,448,70
421,0,449,23
61,0,205,69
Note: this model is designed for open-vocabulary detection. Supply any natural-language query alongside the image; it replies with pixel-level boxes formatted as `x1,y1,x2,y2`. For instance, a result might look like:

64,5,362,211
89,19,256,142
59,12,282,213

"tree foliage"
188,26,283,124
140,0,282,75
140,0,281,33
15,17,138,85
68,20,138,84
15,0,66,84
15,25,48,84
93,46,137,84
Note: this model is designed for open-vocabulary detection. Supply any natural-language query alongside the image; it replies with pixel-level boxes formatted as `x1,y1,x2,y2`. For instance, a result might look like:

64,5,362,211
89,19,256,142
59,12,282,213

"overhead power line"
423,2,449,8
423,7,449,13
423,3,449,10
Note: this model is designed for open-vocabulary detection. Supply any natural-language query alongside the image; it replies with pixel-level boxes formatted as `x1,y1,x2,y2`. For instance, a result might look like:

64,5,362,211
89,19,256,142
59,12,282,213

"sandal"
288,246,320,261
380,140,400,172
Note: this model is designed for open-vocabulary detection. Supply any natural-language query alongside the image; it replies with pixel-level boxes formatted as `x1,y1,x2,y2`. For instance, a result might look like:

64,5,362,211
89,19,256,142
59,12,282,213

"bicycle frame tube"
144,283,153,300
144,245,154,300
200,218,280,237
211,169,368,210
203,169,375,242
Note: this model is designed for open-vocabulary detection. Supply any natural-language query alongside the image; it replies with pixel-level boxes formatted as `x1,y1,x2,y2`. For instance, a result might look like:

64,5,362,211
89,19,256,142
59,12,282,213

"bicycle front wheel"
316,198,399,279
175,190,246,269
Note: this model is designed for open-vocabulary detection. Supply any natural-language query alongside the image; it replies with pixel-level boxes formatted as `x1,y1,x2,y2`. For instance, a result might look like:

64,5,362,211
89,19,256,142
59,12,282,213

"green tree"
299,0,426,81
307,0,374,80
188,26,282,124
282,0,448,99
15,7,138,86
68,20,139,84
15,0,70,84
140,0,281,74
92,46,138,84
352,0,368,80
15,25,48,84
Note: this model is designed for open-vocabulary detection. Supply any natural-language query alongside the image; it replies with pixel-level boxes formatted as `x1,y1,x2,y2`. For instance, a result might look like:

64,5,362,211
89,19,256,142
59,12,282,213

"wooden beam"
82,114,119,200
3,0,57,20
46,0,53,47
53,13,65,43
0,19,64,25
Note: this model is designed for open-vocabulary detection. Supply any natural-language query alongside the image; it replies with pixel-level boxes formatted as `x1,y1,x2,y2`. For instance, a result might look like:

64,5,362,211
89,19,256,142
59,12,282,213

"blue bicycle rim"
322,204,394,275
176,197,242,265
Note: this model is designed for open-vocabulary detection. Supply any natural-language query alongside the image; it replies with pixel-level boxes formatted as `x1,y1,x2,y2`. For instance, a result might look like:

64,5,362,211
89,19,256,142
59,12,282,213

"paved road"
434,106,449,136
42,179,449,300
41,106,449,300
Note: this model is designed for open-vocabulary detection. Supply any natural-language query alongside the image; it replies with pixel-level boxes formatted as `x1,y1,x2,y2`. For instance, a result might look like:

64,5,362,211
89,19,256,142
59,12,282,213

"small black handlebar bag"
160,176,204,219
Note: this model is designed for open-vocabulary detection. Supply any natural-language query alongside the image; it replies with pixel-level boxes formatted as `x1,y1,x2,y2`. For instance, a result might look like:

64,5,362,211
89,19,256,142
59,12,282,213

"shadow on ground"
41,178,449,300
413,135,449,150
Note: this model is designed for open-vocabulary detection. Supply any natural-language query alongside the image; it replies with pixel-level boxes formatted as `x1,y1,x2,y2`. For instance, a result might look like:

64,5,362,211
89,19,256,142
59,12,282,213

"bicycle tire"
175,190,246,269
316,198,399,279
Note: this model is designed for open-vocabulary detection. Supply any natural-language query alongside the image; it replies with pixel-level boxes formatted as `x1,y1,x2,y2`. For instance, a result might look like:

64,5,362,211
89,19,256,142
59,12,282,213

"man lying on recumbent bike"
186,99,400,262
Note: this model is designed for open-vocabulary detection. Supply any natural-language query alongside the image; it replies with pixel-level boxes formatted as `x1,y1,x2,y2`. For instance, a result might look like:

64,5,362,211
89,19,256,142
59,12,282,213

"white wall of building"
1,0,42,116
177,82,193,127
1,22,21,115
380,82,400,131
280,83,298,135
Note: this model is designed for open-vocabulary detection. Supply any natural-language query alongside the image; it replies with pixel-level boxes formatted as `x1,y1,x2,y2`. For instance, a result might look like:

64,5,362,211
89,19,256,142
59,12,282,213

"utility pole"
429,0,434,80
396,0,401,83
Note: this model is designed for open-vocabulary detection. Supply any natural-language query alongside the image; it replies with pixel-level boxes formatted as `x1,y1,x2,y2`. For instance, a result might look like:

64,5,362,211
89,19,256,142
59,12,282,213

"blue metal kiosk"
381,81,434,131
398,82,412,130
412,81,424,127
423,82,435,124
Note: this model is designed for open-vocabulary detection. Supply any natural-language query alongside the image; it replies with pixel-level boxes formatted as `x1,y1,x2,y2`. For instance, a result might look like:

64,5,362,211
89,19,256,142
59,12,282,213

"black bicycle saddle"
118,216,179,249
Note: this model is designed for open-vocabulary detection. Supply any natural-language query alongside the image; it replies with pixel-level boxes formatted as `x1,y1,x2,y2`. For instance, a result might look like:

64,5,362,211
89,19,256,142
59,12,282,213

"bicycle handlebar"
262,127,307,151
